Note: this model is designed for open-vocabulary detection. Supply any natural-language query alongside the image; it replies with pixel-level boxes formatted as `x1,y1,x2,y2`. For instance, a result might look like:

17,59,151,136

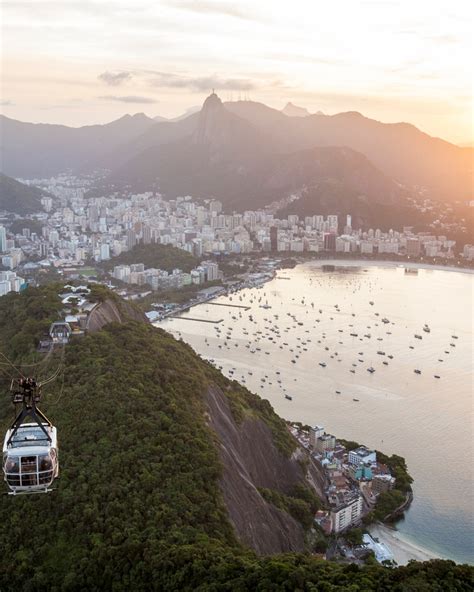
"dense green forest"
5,218,45,236
0,284,62,358
0,287,472,591
100,243,199,273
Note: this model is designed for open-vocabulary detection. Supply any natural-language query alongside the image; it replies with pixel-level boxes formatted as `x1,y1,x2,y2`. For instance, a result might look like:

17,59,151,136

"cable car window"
21,456,37,473
4,457,19,473
39,455,52,471
21,473,38,487
6,474,21,486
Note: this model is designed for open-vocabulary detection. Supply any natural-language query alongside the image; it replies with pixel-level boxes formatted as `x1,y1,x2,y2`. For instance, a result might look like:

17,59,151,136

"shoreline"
368,523,446,565
153,256,473,321
295,257,474,275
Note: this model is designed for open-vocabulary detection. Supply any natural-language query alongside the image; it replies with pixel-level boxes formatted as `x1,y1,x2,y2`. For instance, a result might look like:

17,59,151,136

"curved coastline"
368,523,445,565
291,256,474,275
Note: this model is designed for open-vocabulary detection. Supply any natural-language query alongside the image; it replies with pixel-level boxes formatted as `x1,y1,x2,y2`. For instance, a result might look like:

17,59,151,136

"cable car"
2,378,59,495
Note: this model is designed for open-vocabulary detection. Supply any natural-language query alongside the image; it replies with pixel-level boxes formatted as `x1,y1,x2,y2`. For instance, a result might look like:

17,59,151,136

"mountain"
88,112,200,173
0,113,156,178
170,105,201,121
282,102,311,117
104,93,272,197
0,286,472,590
104,96,471,216
225,102,473,200
3,95,471,207
106,95,401,221
192,92,269,162
0,173,48,214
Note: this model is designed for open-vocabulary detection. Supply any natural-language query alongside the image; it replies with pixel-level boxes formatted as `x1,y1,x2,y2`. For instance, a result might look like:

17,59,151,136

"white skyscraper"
100,243,110,261
0,226,6,253
327,215,338,232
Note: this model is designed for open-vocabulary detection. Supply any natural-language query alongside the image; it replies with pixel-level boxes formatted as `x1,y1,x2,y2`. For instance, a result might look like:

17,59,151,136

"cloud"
165,1,253,20
150,73,256,91
98,71,133,86
99,95,157,104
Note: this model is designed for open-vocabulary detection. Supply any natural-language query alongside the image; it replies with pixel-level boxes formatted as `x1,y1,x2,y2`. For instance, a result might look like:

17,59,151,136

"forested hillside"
101,243,199,273
0,287,472,591
0,173,48,215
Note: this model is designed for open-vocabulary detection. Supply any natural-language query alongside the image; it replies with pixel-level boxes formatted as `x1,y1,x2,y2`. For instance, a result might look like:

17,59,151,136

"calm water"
159,261,474,564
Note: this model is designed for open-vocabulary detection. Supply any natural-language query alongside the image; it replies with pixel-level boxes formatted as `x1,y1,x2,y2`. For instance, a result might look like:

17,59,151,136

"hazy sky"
1,0,472,143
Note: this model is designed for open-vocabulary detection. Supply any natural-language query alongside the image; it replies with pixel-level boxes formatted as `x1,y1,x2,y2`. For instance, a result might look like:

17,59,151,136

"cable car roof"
3,424,57,452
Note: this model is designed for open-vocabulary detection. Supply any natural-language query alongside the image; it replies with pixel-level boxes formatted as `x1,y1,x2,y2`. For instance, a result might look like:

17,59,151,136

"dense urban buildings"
0,173,472,296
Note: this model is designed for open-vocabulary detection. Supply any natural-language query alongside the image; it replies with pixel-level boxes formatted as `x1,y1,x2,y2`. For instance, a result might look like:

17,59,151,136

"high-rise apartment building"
0,226,6,253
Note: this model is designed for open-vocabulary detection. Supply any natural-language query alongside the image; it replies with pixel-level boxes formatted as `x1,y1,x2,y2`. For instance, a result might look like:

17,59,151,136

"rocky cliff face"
206,385,308,555
86,299,148,333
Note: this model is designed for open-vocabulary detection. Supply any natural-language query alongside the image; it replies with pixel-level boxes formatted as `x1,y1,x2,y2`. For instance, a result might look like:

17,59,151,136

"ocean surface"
158,261,474,564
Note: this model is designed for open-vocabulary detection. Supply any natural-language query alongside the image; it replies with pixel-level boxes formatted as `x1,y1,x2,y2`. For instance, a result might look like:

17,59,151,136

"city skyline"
1,0,473,144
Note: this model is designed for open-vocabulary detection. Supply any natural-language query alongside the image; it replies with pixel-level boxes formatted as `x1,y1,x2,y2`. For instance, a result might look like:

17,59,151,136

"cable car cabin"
3,423,58,494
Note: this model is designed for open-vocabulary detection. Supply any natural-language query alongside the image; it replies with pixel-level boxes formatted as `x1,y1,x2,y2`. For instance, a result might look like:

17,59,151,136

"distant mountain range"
108,95,398,218
0,113,156,178
0,173,48,214
1,94,472,225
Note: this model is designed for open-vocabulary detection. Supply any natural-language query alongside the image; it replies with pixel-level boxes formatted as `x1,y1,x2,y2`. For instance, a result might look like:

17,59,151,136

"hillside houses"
290,423,397,535
40,285,98,350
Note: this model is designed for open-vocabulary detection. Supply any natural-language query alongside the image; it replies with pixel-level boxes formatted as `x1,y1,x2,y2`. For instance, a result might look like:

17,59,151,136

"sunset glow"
1,0,473,143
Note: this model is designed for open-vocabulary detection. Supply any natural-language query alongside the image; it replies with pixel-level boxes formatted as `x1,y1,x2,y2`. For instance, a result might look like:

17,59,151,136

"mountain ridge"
0,112,157,177
0,172,48,214
1,96,471,205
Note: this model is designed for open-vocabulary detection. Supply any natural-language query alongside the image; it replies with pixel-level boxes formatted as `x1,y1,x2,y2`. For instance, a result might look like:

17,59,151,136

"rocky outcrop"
206,386,307,555
86,299,148,333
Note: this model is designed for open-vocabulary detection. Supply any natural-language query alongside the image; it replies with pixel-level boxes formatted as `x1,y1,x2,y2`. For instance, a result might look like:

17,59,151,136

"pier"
207,302,250,310
168,315,223,324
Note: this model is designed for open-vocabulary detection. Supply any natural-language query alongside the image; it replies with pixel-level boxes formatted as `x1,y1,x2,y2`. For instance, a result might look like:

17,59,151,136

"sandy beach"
369,524,443,565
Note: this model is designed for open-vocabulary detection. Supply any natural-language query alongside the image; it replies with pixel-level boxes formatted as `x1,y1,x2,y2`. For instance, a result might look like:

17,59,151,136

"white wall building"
331,495,363,533
348,447,377,466
0,226,6,253
309,425,325,448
